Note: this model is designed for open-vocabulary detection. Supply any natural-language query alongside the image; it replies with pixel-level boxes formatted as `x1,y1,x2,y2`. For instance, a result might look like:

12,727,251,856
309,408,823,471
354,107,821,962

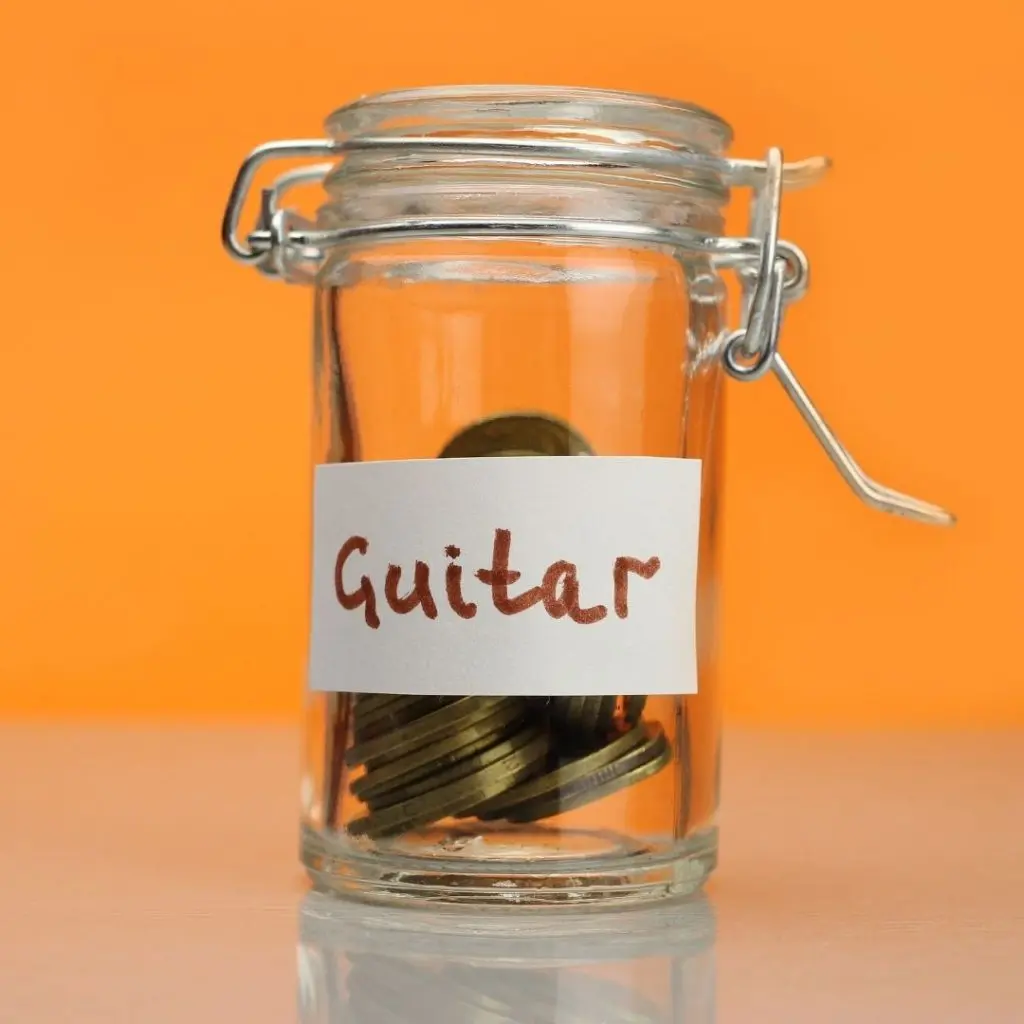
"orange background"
1,0,1021,726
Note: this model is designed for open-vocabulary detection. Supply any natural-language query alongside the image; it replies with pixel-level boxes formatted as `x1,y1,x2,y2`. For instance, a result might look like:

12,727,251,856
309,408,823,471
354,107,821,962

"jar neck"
324,86,734,154
315,86,734,236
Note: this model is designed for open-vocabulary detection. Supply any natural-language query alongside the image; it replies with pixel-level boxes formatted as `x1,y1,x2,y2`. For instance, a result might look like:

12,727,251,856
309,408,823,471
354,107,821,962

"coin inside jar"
437,413,594,460
366,723,547,812
548,695,637,746
352,692,404,716
472,722,655,820
352,699,529,804
548,696,610,743
347,696,516,768
348,731,550,838
501,724,671,823
354,694,459,744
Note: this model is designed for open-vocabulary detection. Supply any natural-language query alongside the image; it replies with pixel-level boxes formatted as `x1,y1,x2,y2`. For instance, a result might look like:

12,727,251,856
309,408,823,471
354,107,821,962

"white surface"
2,725,1024,1021
310,457,701,695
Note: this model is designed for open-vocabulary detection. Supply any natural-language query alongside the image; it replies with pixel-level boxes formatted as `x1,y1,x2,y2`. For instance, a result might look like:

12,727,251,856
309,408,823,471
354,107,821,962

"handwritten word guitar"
335,528,661,630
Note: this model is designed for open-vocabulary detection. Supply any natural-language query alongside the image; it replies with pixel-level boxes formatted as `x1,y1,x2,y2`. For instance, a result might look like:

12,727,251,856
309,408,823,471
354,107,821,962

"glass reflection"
298,891,715,1023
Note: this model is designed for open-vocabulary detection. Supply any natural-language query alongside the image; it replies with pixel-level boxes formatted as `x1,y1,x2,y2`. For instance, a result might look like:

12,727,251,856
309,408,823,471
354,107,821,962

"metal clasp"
220,140,340,273
220,138,832,279
723,148,955,527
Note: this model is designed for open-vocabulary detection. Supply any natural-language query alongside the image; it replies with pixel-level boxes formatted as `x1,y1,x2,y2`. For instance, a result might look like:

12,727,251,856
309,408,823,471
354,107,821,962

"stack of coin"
544,695,648,746
346,696,549,838
343,413,666,838
473,721,671,823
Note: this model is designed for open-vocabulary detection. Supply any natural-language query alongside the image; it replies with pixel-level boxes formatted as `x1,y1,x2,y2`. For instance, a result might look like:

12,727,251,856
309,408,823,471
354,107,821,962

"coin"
502,725,671,822
352,699,529,803
566,696,589,730
596,694,619,733
352,692,404,719
471,722,652,820
549,695,636,744
348,731,549,838
549,696,602,738
579,695,606,736
368,724,546,811
351,691,408,729
359,697,519,775
437,413,594,460
354,695,459,744
345,696,512,767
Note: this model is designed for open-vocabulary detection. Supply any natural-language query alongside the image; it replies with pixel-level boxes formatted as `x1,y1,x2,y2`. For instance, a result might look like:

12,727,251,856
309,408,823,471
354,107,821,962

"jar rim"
325,84,734,154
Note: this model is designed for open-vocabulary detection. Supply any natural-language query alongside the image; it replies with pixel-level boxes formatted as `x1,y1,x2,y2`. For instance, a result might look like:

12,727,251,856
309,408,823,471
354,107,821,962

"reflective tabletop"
3,724,1023,1021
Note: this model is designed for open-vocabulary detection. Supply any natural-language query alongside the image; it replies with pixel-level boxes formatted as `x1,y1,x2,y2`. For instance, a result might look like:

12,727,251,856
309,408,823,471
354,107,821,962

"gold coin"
345,696,511,767
596,695,619,733
503,725,671,822
348,732,549,838
368,724,546,811
549,695,631,743
359,697,522,774
352,691,407,725
566,696,589,729
437,413,594,460
352,693,404,718
352,700,528,802
579,695,606,736
351,693,406,742
550,696,600,736
472,723,652,819
354,695,458,743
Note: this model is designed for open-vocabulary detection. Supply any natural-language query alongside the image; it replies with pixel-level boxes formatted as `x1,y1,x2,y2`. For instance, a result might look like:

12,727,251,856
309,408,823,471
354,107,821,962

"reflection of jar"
298,890,716,1024
223,86,954,906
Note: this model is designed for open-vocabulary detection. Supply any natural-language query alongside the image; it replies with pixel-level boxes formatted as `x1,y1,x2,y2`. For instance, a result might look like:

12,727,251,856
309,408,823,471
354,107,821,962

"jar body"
221,85,948,908
301,235,726,905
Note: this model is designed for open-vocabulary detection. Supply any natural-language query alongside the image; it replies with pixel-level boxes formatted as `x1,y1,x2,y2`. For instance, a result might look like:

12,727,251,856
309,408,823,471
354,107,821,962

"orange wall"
1,0,1021,725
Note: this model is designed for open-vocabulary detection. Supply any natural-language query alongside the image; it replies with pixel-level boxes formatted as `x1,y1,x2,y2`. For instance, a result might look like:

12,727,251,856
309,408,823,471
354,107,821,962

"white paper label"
308,457,701,696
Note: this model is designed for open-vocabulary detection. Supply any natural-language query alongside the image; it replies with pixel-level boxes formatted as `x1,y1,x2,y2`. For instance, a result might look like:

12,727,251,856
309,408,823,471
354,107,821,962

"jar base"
302,823,718,907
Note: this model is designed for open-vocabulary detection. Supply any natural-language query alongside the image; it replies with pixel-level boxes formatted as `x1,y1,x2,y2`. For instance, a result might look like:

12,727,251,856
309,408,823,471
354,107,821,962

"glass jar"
222,86,954,907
